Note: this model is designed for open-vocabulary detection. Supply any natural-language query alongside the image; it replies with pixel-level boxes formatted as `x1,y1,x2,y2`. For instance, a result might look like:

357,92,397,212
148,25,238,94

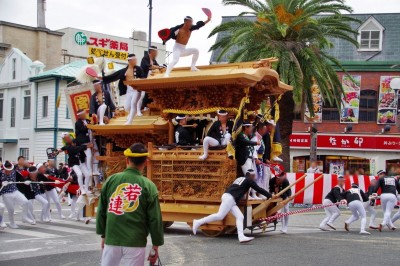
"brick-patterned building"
211,13,400,175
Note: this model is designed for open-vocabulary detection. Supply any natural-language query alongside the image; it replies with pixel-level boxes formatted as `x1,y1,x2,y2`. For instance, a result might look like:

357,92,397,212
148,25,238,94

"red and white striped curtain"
286,174,377,205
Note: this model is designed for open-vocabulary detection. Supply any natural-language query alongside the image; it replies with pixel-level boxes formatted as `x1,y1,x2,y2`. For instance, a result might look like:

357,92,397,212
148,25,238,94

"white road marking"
3,228,59,238
0,248,42,255
39,224,94,235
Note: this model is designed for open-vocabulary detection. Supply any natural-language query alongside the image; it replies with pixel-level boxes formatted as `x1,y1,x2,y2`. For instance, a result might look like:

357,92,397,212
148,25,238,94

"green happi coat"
96,167,164,247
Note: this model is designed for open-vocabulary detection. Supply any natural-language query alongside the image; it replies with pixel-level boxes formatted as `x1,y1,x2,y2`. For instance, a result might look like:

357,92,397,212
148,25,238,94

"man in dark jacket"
235,122,259,176
174,114,197,146
140,46,161,111
269,171,291,233
192,169,272,243
164,15,211,77
102,54,144,125
89,80,116,125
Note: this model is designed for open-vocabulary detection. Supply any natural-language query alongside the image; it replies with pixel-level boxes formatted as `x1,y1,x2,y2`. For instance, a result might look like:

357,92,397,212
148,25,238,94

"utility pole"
310,124,318,162
148,0,153,49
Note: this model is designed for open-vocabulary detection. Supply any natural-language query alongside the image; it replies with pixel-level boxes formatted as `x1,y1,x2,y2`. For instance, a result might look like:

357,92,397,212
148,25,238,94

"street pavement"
1,203,400,266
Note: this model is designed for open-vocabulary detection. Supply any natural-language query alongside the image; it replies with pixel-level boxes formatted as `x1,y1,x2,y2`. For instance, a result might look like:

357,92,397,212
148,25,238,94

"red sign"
69,90,92,121
87,37,129,51
290,133,400,151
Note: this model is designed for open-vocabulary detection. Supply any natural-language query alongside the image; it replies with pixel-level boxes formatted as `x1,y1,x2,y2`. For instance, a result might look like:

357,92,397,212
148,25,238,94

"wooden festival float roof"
88,59,292,146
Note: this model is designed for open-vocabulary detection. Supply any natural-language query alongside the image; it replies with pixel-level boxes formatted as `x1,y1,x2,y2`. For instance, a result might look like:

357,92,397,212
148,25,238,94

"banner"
329,163,344,175
88,47,129,61
304,83,322,123
286,173,376,204
340,75,361,123
65,84,93,124
377,76,400,124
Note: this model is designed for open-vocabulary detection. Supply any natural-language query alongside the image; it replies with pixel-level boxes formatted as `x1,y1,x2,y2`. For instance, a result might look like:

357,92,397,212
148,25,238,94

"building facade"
0,21,64,70
210,13,400,175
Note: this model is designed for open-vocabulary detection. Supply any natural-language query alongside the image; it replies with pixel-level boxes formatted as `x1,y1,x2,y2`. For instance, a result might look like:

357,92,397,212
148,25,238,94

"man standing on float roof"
164,15,211,77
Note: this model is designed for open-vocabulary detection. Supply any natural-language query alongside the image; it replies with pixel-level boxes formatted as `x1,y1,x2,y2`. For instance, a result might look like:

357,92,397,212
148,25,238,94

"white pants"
137,91,145,114
45,189,63,219
165,42,199,76
381,193,397,227
280,204,289,231
346,200,367,232
84,142,100,184
0,202,5,224
201,133,231,158
320,199,341,228
101,244,146,266
31,194,50,222
363,201,377,227
26,199,36,221
197,193,245,239
2,191,31,225
124,87,140,124
97,103,107,125
241,158,254,176
72,164,90,193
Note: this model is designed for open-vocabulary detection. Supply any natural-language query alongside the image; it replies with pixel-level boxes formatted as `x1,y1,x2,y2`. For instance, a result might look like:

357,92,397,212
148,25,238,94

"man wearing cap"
199,110,233,160
102,54,145,125
343,183,370,235
0,160,34,228
235,122,260,176
175,114,197,146
319,176,346,231
89,80,116,125
364,178,378,229
374,169,400,231
76,108,101,184
193,169,273,243
97,143,164,266
164,15,211,77
269,171,291,233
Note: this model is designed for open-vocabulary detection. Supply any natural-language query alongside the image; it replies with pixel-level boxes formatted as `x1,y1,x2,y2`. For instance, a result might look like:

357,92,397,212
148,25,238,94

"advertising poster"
329,162,344,176
340,75,361,123
304,82,322,123
377,76,400,124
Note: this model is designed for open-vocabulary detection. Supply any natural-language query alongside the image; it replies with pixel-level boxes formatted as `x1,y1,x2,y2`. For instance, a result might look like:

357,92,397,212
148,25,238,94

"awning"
0,139,18,143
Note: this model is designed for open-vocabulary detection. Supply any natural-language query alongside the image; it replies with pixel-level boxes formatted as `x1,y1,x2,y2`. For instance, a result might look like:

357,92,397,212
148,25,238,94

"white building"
0,48,45,162
58,27,167,66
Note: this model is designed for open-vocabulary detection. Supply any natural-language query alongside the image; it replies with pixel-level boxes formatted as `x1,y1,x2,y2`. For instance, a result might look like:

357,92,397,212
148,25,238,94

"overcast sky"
1,0,400,66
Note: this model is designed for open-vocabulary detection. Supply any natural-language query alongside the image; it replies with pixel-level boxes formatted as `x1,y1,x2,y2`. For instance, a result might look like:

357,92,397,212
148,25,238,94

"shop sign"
290,133,400,151
74,32,129,52
88,47,128,60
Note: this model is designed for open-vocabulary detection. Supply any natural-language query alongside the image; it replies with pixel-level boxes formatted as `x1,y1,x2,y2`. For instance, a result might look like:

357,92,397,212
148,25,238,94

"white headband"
128,56,136,60
217,110,228,116
61,132,69,138
76,110,86,116
242,123,253,126
176,115,186,120
3,164,14,171
29,170,38,174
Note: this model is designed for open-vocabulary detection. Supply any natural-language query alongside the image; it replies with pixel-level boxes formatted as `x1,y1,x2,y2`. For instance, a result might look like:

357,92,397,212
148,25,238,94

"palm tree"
209,0,360,170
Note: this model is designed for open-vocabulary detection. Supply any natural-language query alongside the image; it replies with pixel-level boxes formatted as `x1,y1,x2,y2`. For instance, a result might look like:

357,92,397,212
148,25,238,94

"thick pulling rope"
256,202,345,223
0,180,66,192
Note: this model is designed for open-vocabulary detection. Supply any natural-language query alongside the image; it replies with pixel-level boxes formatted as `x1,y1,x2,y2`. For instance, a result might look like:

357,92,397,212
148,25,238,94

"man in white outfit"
0,161,34,228
164,15,211,77
320,175,346,231
374,170,400,231
343,183,370,235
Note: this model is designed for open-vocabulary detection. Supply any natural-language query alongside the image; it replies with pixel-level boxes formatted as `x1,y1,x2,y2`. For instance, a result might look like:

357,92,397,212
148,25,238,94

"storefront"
290,133,400,175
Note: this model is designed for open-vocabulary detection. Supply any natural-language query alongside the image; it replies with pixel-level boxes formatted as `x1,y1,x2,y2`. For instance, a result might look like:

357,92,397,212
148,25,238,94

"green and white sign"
74,32,87,45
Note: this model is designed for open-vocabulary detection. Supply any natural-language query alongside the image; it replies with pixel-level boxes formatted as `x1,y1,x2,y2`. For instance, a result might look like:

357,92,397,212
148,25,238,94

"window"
66,106,70,119
10,97,16,127
23,90,31,119
19,148,29,160
322,101,340,121
0,92,3,121
12,58,16,79
359,90,377,122
358,17,384,51
42,96,48,118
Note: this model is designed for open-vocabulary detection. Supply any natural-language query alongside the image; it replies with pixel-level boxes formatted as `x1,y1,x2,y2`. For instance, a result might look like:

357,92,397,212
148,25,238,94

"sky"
1,0,400,66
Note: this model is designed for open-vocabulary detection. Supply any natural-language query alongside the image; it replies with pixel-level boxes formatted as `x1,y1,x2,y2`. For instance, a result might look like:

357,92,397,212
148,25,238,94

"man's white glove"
2,181,9,187
24,180,32,185
340,199,347,205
